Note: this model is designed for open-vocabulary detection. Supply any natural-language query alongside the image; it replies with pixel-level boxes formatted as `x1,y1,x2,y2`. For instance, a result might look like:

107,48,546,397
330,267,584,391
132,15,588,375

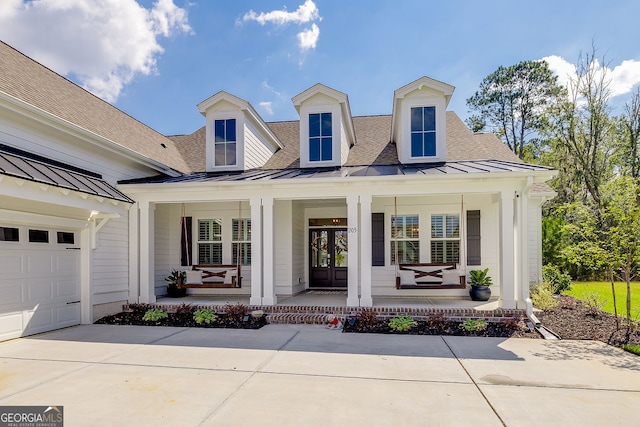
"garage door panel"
0,252,24,275
26,281,54,302
0,283,24,307
56,304,80,326
26,253,54,274
56,279,80,299
54,253,80,274
23,307,54,334
0,313,23,341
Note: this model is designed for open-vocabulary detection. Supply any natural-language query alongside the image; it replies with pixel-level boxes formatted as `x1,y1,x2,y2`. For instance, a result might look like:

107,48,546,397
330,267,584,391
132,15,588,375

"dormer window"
309,113,332,162
410,106,436,157
214,119,237,166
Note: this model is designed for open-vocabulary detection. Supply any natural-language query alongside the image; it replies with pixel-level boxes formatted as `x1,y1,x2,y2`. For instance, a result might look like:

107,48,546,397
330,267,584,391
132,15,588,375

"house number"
348,227,357,233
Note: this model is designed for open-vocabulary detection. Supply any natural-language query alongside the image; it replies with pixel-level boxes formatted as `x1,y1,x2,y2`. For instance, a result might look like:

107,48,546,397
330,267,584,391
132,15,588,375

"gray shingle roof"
0,41,190,173
169,111,522,172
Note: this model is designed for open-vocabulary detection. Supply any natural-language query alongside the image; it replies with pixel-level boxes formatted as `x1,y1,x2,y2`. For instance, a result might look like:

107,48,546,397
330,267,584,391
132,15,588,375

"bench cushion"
185,270,203,285
398,269,417,286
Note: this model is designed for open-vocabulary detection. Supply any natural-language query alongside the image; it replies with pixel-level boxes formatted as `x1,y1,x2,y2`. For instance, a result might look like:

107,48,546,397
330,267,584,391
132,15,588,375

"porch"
148,292,527,325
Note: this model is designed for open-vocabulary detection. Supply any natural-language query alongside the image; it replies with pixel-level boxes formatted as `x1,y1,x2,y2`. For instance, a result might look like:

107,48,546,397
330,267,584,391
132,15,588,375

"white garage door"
0,226,81,341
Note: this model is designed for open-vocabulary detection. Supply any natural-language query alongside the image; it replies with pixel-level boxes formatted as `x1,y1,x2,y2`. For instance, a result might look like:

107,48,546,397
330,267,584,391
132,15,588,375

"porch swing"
394,196,466,289
177,202,243,289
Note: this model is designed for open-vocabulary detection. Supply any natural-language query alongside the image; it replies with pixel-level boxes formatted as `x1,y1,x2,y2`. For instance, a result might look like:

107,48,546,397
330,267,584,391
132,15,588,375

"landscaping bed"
539,295,640,347
95,303,267,329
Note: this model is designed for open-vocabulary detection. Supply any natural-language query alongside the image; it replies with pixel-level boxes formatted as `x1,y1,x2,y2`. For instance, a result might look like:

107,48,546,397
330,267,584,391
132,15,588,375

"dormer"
292,84,356,168
197,91,283,172
391,76,455,164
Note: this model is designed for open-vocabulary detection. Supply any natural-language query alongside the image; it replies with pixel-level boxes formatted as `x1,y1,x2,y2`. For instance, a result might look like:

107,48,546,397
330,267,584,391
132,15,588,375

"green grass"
621,344,640,356
565,281,640,319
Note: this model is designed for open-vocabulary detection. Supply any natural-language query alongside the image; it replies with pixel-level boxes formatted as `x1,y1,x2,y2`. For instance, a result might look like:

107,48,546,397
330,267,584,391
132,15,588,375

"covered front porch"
120,166,550,314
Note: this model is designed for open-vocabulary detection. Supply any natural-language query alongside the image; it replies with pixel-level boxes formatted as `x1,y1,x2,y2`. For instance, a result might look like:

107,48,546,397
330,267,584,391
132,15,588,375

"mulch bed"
94,297,640,349
95,303,267,329
540,295,640,347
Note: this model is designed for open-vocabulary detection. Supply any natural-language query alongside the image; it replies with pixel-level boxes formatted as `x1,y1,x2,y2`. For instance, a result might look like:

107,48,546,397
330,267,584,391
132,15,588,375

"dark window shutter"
372,213,385,266
466,210,481,265
180,216,192,266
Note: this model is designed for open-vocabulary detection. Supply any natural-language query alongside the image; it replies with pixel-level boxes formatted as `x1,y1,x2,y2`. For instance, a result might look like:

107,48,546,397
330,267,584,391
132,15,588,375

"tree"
618,88,640,179
547,49,616,211
466,60,565,159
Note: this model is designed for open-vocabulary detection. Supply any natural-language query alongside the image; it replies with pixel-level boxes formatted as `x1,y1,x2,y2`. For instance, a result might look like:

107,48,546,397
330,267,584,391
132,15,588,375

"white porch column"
250,197,263,305
518,187,530,308
262,197,276,305
80,228,92,324
128,202,140,304
359,194,373,307
499,191,516,309
139,201,156,304
347,195,360,306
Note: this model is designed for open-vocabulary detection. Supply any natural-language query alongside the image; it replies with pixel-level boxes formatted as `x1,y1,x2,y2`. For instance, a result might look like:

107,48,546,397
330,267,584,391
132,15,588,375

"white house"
0,41,556,341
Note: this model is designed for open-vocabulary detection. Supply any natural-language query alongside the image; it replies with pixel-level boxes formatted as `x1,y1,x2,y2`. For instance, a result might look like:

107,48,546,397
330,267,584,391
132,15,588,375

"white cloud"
0,0,192,102
262,81,282,98
297,23,320,52
542,55,640,98
242,1,321,54
243,0,319,25
259,101,274,116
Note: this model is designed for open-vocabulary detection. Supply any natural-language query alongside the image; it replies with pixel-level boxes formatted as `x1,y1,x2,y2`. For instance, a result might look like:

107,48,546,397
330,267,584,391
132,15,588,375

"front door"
309,229,348,288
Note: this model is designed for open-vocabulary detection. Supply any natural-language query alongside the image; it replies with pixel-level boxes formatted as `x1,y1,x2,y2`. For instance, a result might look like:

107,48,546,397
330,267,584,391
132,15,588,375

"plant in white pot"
468,268,492,301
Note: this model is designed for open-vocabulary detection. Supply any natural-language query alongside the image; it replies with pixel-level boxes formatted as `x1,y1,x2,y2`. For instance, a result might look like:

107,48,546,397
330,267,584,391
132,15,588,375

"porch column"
499,191,516,309
347,195,359,306
359,195,373,306
139,201,156,304
250,197,263,305
518,186,531,308
128,202,139,304
262,197,276,305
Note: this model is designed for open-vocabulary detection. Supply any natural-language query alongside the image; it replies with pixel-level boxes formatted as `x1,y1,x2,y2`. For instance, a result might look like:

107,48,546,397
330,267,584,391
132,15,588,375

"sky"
1,0,640,136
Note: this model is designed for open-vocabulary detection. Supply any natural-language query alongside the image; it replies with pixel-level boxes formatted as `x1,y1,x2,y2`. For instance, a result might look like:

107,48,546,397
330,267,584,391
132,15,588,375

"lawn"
565,281,640,319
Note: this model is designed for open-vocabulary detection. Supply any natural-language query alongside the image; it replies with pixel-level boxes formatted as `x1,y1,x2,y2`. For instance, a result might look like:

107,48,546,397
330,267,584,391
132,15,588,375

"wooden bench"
178,264,242,288
396,263,466,289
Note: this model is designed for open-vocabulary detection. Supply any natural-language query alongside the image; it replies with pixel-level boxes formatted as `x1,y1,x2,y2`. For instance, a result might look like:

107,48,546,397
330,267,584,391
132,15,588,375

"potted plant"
468,268,492,301
165,269,187,298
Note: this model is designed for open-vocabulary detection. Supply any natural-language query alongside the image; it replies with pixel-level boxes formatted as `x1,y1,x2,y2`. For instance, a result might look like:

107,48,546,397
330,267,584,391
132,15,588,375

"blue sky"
1,0,640,136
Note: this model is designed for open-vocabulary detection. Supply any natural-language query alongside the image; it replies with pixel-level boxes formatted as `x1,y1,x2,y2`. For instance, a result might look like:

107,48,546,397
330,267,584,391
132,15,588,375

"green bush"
460,318,487,332
142,308,168,322
542,264,572,294
388,315,417,332
530,283,558,310
193,308,218,325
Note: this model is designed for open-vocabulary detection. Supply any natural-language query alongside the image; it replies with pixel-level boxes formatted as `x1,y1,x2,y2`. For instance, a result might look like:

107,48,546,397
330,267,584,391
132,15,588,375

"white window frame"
430,213,460,263
232,218,251,265
197,219,223,264
390,214,420,264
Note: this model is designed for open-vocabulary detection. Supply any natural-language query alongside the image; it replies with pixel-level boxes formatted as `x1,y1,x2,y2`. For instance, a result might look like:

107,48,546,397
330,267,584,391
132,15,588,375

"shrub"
425,313,449,330
142,308,168,322
530,282,558,310
501,317,528,331
460,318,487,332
542,264,572,294
388,315,417,332
355,308,378,330
583,292,606,316
193,308,218,325
128,303,151,315
224,303,248,324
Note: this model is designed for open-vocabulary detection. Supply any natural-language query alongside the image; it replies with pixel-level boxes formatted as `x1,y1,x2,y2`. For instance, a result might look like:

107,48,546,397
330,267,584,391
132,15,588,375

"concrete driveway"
0,324,639,426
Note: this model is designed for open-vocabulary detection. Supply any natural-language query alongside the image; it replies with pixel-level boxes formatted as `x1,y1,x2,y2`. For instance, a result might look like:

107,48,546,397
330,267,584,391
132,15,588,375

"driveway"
0,324,639,426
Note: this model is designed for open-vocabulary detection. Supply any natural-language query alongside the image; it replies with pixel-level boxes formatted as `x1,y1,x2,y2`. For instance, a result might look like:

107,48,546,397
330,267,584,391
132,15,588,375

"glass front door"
309,228,348,288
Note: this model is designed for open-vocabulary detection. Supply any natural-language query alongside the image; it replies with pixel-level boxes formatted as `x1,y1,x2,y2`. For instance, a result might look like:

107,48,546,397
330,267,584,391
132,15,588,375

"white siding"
340,116,349,165
244,121,276,169
154,204,180,296
291,201,305,293
274,200,293,295
92,215,129,305
369,194,499,297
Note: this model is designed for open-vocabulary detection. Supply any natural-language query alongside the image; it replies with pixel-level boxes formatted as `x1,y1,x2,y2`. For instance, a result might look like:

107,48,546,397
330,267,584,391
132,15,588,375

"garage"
0,225,81,341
